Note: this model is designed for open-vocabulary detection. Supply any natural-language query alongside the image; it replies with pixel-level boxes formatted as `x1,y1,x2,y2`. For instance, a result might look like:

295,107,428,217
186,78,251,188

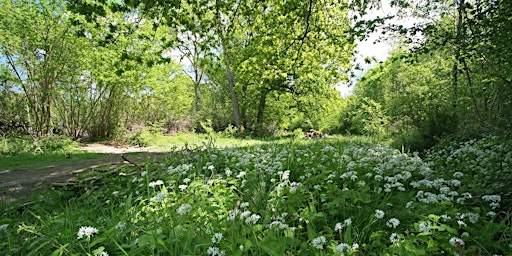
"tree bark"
256,87,268,126
221,40,242,131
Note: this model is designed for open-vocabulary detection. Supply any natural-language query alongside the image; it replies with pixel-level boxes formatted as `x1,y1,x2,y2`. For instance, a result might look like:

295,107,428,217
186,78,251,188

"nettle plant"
5,139,511,255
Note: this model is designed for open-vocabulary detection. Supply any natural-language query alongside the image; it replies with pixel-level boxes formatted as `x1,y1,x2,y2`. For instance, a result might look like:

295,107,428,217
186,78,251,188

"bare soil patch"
0,144,167,202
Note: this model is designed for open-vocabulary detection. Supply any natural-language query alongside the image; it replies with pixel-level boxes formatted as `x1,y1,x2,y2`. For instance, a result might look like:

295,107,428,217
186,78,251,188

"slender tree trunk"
221,40,242,131
256,88,268,126
462,58,480,123
452,0,465,110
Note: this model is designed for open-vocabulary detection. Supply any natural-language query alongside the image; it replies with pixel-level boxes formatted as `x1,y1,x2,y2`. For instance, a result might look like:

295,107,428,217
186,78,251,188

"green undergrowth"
0,151,106,171
1,137,510,255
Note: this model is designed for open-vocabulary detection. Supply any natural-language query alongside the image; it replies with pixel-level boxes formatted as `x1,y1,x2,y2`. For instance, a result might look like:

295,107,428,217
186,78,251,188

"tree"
0,0,83,137
128,0,355,134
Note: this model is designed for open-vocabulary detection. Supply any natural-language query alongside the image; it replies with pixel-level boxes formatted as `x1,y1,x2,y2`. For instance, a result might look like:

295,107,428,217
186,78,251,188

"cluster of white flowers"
334,218,352,232
150,192,168,202
389,233,402,244
226,208,260,225
115,221,126,230
449,237,465,247
77,226,99,240
312,236,326,249
148,180,164,187
482,195,501,209
207,246,225,256
374,209,385,219
177,203,192,215
168,163,193,175
211,232,223,244
335,243,359,255
386,218,400,229
418,221,432,233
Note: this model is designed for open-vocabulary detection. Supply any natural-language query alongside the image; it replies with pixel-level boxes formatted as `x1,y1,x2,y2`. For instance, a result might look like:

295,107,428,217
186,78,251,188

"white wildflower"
77,226,99,240
282,170,290,180
449,237,465,247
453,172,464,178
150,192,168,202
95,251,109,256
335,243,350,253
312,236,326,249
390,233,401,244
0,224,8,231
387,218,400,229
334,222,343,232
179,184,188,191
239,210,251,219
183,178,191,184
418,221,432,233
245,214,261,225
115,222,126,229
207,246,225,256
211,232,223,244
177,203,192,215
148,180,164,187
375,209,385,219
466,213,479,224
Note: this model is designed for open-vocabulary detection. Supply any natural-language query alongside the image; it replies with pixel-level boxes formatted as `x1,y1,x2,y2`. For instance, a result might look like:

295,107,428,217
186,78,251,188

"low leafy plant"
1,138,510,255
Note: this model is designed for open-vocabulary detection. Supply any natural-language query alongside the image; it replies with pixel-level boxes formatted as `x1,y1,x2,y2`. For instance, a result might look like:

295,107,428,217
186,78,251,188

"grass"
1,135,510,255
0,151,106,171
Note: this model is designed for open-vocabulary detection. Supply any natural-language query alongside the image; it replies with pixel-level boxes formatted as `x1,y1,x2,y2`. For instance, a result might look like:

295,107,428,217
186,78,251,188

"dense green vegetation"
1,0,511,254
1,137,511,255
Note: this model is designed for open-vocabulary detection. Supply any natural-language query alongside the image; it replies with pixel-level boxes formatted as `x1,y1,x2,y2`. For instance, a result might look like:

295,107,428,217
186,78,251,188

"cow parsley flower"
77,226,99,241
312,236,326,249
179,184,188,191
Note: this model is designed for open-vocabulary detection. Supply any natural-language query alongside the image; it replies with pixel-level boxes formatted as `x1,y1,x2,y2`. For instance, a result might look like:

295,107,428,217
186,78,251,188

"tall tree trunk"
462,58,480,123
452,0,465,110
256,87,268,126
221,40,242,131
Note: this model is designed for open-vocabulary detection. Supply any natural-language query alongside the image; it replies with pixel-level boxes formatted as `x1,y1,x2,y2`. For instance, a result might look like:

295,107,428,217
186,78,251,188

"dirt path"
0,144,168,202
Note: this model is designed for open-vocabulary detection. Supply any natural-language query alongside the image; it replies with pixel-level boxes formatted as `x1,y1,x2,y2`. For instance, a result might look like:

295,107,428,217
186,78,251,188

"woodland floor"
0,144,168,202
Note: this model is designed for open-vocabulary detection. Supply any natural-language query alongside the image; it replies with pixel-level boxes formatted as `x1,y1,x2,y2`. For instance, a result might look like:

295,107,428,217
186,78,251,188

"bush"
0,135,79,154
